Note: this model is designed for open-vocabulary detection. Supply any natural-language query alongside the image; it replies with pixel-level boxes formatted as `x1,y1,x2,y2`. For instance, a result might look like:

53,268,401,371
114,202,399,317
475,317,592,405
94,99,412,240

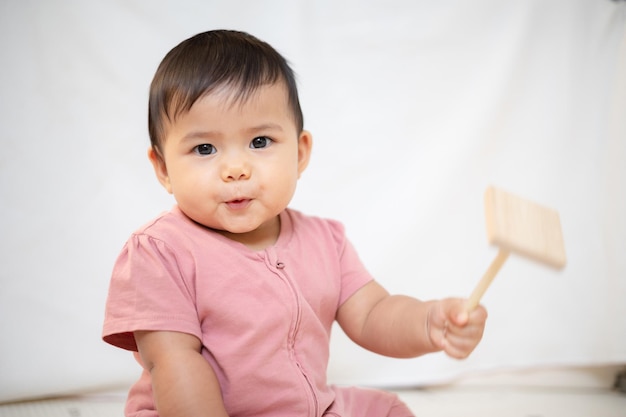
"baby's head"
148,29,304,157
145,30,311,247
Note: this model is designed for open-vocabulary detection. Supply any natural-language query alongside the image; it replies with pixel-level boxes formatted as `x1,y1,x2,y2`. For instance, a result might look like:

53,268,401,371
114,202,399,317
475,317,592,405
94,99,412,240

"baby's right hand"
426,298,488,359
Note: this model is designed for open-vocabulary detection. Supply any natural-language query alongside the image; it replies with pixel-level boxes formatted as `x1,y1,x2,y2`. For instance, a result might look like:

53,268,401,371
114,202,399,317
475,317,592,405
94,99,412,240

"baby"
103,29,488,417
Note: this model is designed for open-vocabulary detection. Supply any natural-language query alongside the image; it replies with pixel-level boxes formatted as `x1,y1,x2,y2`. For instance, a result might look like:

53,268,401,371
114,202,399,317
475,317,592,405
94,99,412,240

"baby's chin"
214,217,281,248
181,210,254,233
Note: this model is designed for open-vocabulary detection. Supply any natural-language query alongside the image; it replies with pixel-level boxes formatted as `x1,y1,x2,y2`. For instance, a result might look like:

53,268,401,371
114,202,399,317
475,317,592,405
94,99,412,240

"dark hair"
148,30,304,154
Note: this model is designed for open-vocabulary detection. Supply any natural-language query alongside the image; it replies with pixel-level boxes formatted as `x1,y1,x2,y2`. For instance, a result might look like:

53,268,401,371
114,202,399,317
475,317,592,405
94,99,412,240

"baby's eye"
250,136,272,149
194,144,216,155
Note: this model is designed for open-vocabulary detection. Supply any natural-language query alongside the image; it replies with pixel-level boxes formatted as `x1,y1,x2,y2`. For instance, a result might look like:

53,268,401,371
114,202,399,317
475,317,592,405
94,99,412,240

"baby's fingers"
443,320,486,359
450,301,488,327
442,338,474,359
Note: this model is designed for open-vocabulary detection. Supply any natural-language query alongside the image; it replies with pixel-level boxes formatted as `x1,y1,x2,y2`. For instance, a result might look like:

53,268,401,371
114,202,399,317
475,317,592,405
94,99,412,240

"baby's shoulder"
129,207,213,247
286,208,347,242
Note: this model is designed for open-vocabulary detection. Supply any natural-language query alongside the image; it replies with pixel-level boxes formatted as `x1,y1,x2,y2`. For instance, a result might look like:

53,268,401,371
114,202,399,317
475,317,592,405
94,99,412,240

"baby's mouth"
226,198,251,210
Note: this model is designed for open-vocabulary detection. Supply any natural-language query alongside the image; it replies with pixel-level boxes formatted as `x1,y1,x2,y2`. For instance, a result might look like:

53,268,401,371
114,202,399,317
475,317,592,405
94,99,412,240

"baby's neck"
215,216,281,251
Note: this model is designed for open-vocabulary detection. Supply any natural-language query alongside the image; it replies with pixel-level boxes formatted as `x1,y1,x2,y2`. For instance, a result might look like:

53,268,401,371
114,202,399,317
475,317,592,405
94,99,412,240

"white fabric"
1,0,624,402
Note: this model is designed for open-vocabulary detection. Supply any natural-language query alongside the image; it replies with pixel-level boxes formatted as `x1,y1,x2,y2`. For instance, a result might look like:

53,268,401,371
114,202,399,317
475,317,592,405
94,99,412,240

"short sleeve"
332,223,375,307
102,233,202,351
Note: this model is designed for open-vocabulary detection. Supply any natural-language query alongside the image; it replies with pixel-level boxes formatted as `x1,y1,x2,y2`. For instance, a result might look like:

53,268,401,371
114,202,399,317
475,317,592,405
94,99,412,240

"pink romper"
103,207,414,417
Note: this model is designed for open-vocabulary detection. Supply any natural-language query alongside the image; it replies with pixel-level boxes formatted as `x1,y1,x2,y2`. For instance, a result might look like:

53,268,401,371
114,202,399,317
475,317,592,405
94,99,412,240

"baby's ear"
297,130,313,178
148,147,173,194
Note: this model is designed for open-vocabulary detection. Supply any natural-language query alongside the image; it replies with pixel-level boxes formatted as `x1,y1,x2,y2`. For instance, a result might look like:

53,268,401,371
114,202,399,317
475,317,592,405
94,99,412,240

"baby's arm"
336,281,487,359
135,331,229,417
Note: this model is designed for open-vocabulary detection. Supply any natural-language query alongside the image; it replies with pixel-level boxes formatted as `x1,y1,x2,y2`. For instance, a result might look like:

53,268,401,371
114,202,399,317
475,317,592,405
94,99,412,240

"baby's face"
150,82,311,248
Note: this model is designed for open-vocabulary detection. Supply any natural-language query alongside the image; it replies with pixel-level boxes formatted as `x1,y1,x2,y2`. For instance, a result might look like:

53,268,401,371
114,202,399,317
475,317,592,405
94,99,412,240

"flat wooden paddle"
466,186,567,311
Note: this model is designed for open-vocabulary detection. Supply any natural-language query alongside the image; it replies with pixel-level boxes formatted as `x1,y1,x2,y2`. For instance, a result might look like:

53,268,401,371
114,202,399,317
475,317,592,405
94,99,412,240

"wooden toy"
466,186,567,310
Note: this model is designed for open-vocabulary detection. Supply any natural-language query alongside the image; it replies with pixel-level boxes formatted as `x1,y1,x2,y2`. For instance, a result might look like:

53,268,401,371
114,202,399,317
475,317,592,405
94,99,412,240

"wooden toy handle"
466,248,510,311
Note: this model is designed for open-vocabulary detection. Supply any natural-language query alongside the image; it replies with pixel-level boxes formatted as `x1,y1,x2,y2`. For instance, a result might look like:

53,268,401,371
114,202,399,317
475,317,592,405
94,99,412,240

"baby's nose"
221,157,251,182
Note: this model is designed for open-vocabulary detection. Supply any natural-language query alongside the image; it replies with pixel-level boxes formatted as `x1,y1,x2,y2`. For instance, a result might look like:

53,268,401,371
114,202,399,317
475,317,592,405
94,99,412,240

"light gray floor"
0,387,624,417
399,386,626,417
1,367,625,417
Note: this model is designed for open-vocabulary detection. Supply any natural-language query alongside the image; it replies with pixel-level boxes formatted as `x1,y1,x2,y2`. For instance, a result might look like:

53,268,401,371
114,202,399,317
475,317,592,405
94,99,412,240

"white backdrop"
1,0,625,403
